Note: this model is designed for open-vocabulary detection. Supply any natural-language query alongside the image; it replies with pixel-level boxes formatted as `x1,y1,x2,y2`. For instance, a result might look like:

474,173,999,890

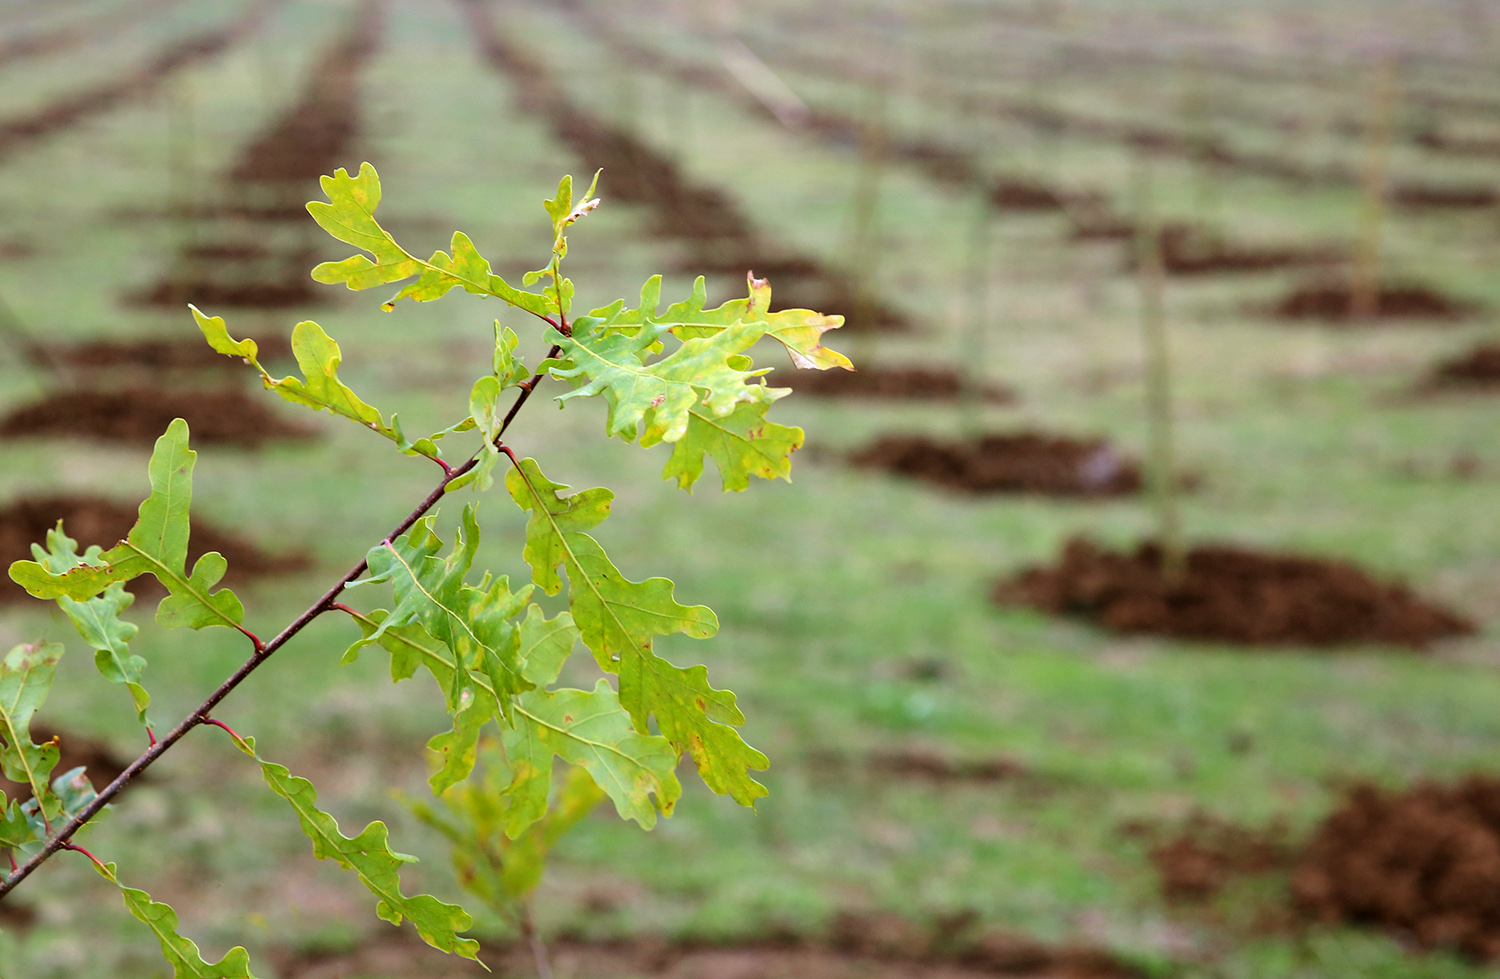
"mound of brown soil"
990,178,1067,210
0,387,316,447
126,275,323,309
770,365,1013,402
1145,814,1293,902
1272,281,1475,322
1293,777,1500,959
43,334,292,371
0,494,309,599
850,433,1140,496
0,723,135,800
271,912,1145,978
1000,538,1473,648
1426,344,1500,388
1140,227,1335,277
1391,183,1499,210
867,748,1027,784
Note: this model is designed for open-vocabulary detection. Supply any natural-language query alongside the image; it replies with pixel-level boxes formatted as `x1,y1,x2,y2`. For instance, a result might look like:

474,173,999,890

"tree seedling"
0,163,847,974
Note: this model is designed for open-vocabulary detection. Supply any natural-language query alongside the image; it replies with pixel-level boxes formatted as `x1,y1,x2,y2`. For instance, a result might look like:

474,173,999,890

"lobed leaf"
229,734,480,960
0,642,63,818
546,317,778,445
505,458,767,806
596,273,851,371
653,400,804,492
307,163,551,318
91,861,257,977
60,583,150,725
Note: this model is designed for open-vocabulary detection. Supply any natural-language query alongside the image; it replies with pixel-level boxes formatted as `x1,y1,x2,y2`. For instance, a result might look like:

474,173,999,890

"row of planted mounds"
265,910,1147,979
0,494,308,602
0,388,315,447
1143,776,1500,963
850,433,1141,496
1270,279,1478,323
461,2,912,333
769,364,1012,402
37,333,292,373
0,0,277,161
1127,224,1339,277
999,538,1474,648
125,0,382,313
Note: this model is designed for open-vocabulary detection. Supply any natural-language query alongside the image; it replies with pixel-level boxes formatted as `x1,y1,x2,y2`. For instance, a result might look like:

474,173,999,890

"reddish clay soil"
461,4,912,334
1293,777,1500,960
1271,281,1476,322
1142,814,1293,903
270,912,1145,978
0,723,136,800
769,365,1013,402
41,334,291,371
999,538,1474,648
850,433,1141,496
0,494,309,599
0,0,276,161
0,388,316,447
1423,343,1500,389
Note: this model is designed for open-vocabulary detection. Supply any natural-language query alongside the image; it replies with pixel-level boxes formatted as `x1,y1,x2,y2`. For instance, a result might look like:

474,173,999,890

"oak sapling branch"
0,163,848,974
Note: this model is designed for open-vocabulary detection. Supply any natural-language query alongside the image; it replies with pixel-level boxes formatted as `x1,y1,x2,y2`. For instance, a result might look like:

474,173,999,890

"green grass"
1,0,1500,976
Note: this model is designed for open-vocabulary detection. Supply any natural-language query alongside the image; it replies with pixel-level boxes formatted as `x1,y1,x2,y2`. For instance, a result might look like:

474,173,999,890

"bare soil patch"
770,365,1012,402
1420,343,1500,390
866,748,1029,785
1136,226,1337,277
271,912,1146,978
1390,182,1499,210
850,433,1140,496
1271,281,1476,322
1141,814,1293,903
998,538,1473,648
41,334,291,372
0,494,309,599
125,274,324,310
1293,777,1500,960
0,388,316,447
0,723,136,801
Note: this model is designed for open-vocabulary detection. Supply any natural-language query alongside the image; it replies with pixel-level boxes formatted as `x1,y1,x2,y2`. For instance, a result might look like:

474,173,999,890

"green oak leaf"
60,583,149,725
229,734,479,960
92,862,257,978
496,764,605,899
189,305,261,363
0,642,63,818
504,680,681,835
546,317,779,444
9,522,123,601
0,796,34,848
99,420,245,631
307,163,551,318
518,604,579,687
596,273,852,370
505,458,767,806
492,322,530,390
650,400,804,492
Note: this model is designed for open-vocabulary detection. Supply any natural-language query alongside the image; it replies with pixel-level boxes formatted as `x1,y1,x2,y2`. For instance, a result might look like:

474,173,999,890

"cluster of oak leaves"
0,164,848,971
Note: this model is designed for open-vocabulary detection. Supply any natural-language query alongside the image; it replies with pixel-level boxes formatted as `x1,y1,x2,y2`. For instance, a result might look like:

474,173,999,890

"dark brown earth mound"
990,178,1068,210
867,748,1028,784
1425,344,1500,389
1271,281,1475,321
271,912,1146,978
770,365,1013,402
1144,814,1293,902
1000,538,1473,648
42,334,292,371
0,494,310,605
0,723,135,800
1138,227,1336,277
126,275,323,309
850,433,1140,496
1391,182,1499,210
0,388,315,447
1293,777,1500,959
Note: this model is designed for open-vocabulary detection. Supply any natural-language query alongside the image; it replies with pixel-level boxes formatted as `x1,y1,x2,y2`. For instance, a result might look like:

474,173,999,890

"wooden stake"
1132,156,1184,579
1350,58,1397,322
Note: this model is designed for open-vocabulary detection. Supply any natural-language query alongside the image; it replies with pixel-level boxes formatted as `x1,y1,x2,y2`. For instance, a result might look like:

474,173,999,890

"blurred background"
0,0,1499,975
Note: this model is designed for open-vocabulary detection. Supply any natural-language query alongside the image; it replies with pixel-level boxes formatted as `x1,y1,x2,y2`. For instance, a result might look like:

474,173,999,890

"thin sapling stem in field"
1131,154,1185,579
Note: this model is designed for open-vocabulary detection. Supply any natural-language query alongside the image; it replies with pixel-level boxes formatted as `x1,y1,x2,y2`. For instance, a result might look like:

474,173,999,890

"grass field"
1,0,1499,976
